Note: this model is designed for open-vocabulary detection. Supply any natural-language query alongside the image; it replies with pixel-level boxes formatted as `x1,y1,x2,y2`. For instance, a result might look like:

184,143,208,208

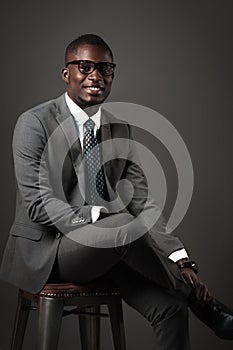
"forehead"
68,44,112,63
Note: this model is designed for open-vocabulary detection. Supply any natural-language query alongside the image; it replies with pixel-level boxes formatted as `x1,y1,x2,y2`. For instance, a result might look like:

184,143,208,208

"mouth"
83,86,104,95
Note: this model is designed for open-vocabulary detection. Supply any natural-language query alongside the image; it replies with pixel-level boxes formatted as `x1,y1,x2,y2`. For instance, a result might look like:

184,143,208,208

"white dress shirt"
65,93,107,222
65,93,188,262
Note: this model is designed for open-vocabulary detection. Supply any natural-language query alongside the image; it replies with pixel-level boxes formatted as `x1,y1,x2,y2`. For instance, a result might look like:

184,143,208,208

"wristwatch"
178,260,198,274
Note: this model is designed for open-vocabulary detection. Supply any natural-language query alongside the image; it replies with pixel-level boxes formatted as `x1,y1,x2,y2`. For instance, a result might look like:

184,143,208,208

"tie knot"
84,118,95,131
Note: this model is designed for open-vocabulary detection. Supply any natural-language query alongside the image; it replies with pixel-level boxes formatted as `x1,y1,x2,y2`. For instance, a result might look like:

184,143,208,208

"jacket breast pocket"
9,223,44,241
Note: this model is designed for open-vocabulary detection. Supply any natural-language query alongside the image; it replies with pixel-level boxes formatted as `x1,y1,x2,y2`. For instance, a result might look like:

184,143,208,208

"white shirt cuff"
91,206,108,223
168,249,189,262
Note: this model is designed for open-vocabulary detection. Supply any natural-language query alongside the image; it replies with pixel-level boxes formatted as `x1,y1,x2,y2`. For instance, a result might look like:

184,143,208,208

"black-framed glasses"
65,60,116,76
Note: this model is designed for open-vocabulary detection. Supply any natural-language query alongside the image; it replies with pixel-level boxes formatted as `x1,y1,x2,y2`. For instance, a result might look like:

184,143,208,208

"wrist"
176,258,189,266
178,260,198,274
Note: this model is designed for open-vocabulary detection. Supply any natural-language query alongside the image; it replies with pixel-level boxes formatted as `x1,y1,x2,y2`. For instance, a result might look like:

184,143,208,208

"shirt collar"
65,92,101,128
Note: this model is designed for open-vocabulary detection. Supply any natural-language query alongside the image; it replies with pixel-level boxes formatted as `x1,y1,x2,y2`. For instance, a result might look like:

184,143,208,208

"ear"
61,67,69,83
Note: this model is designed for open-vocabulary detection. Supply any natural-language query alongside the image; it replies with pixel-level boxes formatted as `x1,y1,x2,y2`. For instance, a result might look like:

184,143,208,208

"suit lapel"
55,94,83,170
100,109,114,182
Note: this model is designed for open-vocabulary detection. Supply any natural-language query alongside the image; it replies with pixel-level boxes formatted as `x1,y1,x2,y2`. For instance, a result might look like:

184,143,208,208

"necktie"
83,118,107,205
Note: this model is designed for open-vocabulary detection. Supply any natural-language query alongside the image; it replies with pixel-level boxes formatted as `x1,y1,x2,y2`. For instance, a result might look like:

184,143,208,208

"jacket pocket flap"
10,224,44,241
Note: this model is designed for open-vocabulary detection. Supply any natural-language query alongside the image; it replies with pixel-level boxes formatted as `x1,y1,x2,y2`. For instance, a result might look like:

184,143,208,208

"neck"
83,105,100,117
67,93,100,116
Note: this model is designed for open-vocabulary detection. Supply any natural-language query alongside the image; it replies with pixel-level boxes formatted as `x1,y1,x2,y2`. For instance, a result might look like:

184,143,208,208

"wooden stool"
11,278,126,350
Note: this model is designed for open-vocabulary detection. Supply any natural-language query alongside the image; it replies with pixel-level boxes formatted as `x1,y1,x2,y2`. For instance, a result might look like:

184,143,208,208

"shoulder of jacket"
16,95,64,127
22,97,57,116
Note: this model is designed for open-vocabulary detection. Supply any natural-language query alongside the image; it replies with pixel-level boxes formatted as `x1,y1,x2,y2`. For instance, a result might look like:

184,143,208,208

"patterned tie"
83,118,107,205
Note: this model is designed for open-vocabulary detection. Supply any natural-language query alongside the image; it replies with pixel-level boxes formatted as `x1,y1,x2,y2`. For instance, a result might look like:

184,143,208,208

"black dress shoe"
190,297,233,339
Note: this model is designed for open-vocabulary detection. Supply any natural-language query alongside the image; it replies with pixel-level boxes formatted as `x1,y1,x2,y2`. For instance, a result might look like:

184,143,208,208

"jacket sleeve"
13,111,92,233
122,124,186,257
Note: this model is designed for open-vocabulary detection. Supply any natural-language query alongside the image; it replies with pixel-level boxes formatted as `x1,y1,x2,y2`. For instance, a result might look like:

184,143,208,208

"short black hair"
65,34,114,63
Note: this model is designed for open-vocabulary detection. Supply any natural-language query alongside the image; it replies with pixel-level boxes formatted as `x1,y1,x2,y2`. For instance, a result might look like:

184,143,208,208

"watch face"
191,261,198,273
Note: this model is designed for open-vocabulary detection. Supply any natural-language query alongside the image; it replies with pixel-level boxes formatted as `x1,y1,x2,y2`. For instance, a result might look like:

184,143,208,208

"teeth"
87,87,100,91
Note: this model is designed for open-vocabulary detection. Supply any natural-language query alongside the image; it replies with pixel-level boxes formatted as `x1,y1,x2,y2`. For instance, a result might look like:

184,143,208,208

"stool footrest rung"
30,306,38,311
63,307,109,317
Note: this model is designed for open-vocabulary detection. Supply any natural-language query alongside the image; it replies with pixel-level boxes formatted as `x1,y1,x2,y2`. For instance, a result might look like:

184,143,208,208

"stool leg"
11,292,31,350
107,298,126,350
37,297,64,350
79,305,101,350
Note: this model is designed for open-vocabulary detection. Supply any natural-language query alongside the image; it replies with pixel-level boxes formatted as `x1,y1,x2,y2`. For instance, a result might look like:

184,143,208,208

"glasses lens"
98,63,114,76
76,61,115,76
78,61,94,74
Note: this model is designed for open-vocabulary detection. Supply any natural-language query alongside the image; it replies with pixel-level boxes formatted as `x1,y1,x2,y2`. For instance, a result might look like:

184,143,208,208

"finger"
182,272,194,287
197,284,208,302
203,285,211,302
203,287,209,302
194,282,203,301
198,286,205,302
189,273,198,288
192,275,200,288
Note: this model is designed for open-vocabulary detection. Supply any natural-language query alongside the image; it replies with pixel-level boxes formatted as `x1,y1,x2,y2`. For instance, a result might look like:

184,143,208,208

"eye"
79,62,93,74
100,64,113,75
101,66,110,74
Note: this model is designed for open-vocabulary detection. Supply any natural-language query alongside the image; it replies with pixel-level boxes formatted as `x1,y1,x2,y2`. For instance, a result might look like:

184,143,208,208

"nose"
87,68,103,81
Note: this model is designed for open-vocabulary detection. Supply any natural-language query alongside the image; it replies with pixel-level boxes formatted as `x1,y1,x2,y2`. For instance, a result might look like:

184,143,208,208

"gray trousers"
49,213,191,350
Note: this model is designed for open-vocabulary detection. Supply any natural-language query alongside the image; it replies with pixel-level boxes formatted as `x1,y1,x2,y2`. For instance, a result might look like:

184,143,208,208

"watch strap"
178,260,198,274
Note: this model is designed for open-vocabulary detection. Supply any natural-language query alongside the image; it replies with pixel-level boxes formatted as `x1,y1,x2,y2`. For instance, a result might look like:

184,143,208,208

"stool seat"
11,279,126,350
39,280,120,298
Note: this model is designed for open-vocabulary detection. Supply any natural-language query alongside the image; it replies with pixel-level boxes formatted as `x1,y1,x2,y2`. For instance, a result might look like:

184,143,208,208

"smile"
85,86,103,94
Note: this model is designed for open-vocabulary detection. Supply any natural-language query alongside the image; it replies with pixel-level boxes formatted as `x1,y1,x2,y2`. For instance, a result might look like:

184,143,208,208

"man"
0,34,233,349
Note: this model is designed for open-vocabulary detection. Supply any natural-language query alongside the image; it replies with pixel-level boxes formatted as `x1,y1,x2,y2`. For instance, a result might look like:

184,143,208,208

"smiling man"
1,34,233,350
63,43,114,108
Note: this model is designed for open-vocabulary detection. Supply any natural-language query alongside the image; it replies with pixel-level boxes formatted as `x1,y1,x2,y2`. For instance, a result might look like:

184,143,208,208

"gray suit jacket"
0,94,185,293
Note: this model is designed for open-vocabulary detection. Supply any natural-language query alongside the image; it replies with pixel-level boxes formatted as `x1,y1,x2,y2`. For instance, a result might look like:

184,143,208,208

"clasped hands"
177,259,211,303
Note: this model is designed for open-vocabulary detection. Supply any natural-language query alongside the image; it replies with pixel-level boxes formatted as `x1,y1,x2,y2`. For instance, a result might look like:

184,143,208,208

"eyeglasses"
65,60,116,76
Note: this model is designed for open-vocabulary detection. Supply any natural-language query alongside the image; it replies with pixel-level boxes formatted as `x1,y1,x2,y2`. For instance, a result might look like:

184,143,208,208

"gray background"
0,0,233,349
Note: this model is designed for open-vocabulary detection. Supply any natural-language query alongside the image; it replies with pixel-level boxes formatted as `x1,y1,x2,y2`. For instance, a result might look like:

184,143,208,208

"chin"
76,94,108,109
87,97,106,106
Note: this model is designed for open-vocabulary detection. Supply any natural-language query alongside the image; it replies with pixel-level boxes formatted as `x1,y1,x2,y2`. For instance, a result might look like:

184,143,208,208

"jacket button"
56,232,61,239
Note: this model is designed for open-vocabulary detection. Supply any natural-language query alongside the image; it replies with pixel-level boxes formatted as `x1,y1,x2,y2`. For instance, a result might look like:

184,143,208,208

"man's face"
62,44,114,109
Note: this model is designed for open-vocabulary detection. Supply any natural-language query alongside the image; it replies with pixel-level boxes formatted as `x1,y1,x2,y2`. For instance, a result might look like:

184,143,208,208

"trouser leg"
106,262,191,350
50,242,191,350
52,213,190,299
49,213,191,349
